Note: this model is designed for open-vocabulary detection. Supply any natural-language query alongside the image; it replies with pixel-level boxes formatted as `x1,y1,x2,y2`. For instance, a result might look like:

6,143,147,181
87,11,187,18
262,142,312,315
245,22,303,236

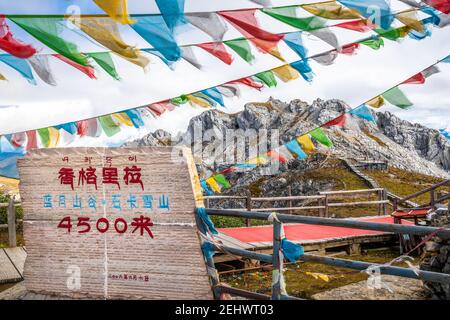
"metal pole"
195,213,221,299
245,190,252,227
7,197,17,248
206,209,450,239
272,220,282,300
217,244,450,284
288,186,293,215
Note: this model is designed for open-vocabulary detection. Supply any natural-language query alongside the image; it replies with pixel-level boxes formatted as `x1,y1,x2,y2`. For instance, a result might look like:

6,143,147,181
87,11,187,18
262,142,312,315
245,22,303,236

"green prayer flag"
214,174,231,189
37,128,50,147
261,7,326,31
9,17,90,66
309,128,333,147
359,37,384,50
224,38,254,63
374,26,410,41
382,87,413,109
255,71,277,88
89,52,120,80
171,95,189,105
98,115,121,137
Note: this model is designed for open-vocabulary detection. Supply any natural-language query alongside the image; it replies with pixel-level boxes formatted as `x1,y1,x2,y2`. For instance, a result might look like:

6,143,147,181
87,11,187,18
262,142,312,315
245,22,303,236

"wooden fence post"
324,195,329,218
272,220,283,300
246,191,252,227
288,186,293,215
430,190,436,208
378,189,383,216
382,190,388,215
393,198,398,212
7,197,17,248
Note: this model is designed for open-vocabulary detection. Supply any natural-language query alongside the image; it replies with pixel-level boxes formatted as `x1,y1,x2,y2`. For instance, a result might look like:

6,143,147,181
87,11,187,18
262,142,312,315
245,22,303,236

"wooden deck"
214,216,403,263
0,247,26,284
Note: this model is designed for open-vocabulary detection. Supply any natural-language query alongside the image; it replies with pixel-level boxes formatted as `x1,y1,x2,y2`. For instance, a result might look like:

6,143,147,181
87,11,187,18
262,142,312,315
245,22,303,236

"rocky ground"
420,210,450,299
312,275,428,300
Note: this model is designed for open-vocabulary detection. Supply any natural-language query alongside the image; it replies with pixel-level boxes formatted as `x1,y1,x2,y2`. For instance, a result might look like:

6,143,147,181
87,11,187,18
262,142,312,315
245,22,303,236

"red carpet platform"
218,216,412,244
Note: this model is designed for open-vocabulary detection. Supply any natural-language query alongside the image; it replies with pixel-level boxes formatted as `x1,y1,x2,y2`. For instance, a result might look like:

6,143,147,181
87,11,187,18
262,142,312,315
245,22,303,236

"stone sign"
17,147,212,299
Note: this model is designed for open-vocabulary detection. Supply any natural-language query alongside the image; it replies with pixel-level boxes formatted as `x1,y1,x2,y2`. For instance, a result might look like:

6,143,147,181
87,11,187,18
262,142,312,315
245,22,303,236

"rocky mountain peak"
125,98,450,178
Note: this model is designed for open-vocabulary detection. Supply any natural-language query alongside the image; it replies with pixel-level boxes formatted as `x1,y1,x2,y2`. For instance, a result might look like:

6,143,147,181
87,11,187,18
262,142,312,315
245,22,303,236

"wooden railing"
0,197,21,248
204,188,389,226
393,179,450,211
203,208,450,300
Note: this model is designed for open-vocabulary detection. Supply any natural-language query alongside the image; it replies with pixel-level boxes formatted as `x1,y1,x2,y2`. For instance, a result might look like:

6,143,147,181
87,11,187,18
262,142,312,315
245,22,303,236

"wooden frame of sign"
17,147,213,299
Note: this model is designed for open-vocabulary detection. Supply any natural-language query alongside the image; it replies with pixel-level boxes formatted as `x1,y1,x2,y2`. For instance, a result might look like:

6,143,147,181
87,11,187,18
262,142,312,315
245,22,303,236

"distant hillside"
0,176,19,196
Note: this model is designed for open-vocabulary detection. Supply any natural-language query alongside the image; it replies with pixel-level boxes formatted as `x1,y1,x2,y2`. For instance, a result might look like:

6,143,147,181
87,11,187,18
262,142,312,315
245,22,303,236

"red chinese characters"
57,216,155,238
131,215,154,238
102,167,121,189
57,157,145,191
78,167,98,189
124,166,144,190
58,168,75,190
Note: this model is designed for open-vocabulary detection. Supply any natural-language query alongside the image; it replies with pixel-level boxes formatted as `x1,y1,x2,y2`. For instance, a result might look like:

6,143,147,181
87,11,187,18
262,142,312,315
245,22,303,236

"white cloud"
0,0,449,148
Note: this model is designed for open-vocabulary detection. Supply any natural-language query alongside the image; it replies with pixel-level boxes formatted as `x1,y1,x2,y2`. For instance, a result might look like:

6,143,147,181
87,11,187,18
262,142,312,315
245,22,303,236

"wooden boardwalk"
214,216,406,263
0,247,26,284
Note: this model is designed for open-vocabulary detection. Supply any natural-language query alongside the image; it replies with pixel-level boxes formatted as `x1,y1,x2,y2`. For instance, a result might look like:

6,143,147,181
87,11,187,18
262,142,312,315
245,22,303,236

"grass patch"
302,160,367,191
0,176,19,195
211,216,271,228
301,160,382,217
363,167,450,206
221,248,404,299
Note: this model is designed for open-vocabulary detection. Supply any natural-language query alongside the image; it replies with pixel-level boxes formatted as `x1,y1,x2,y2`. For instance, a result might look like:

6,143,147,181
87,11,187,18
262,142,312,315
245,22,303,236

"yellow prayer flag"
272,65,300,82
269,47,286,62
70,17,150,69
94,0,134,24
48,127,60,148
206,177,221,193
301,2,362,20
248,155,269,165
297,135,315,153
366,96,385,108
396,11,424,33
113,113,133,126
0,73,6,81
187,95,211,108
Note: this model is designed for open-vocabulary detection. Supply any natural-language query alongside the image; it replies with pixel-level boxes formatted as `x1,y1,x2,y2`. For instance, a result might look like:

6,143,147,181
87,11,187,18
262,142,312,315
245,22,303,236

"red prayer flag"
229,77,264,90
336,20,376,32
0,15,36,58
322,114,347,127
425,0,450,14
25,130,38,151
267,150,287,163
147,101,174,117
77,120,88,136
53,54,96,79
219,167,237,174
402,73,426,85
10,132,26,148
340,43,359,55
219,9,284,53
197,42,233,65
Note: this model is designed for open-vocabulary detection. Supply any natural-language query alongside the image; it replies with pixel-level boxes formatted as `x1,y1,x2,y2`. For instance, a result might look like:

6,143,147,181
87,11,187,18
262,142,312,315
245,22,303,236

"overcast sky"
0,0,449,148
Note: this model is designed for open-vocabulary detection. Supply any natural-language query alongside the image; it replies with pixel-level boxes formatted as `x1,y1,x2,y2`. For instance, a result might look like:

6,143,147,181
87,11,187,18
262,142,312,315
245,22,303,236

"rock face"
125,97,450,179
124,97,450,209
377,112,450,171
